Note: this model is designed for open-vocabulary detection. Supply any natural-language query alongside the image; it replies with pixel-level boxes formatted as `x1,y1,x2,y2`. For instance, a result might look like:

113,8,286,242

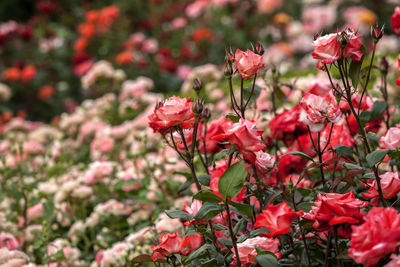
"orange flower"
74,38,88,52
2,67,21,81
192,28,213,43
116,51,133,65
21,65,36,83
38,85,55,100
78,23,96,38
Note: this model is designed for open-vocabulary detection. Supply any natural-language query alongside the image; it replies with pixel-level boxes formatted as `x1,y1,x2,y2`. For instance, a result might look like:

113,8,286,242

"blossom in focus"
213,118,265,163
234,49,264,79
232,236,281,266
349,207,400,267
380,125,400,150
312,29,363,69
299,92,342,132
151,233,182,260
254,202,303,237
304,191,368,233
148,96,195,134
362,172,400,205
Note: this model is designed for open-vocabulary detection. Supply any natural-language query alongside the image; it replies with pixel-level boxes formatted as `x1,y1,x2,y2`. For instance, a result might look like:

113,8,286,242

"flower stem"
224,200,241,267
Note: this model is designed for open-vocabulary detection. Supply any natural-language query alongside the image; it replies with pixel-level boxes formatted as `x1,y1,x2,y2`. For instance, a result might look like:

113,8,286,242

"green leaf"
255,254,278,267
297,202,312,212
281,151,314,162
249,227,270,237
217,238,233,247
341,162,364,170
370,101,387,121
214,149,229,161
366,149,389,167
165,210,193,221
218,161,246,199
201,259,217,267
193,190,223,203
186,244,212,262
198,174,211,186
226,114,240,123
297,188,312,197
178,178,193,193
334,145,353,157
194,203,222,221
228,201,253,217
389,150,400,161
349,58,363,88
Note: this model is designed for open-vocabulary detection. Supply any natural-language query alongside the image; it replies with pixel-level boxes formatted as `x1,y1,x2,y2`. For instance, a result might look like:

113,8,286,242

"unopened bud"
193,78,202,94
255,43,265,56
337,32,349,48
371,25,384,43
155,100,163,110
201,107,211,121
224,64,233,77
192,98,203,115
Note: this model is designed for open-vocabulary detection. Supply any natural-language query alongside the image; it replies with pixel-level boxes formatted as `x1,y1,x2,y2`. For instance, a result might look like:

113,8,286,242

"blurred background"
0,0,398,122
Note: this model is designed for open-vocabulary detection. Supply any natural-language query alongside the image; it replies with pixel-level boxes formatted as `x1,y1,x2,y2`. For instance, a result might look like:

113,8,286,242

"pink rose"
179,234,204,255
233,236,281,266
27,202,44,221
0,233,20,250
234,49,264,79
299,92,342,132
362,172,400,204
312,30,363,69
380,125,400,150
148,96,195,134
91,136,114,154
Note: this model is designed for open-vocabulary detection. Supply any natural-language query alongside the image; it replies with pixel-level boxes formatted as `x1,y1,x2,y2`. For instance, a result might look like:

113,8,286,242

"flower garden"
1,0,400,266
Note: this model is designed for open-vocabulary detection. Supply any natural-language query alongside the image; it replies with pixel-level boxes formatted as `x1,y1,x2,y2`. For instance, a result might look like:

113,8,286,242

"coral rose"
148,96,195,134
362,172,400,205
380,125,400,150
151,233,182,260
234,49,264,79
304,191,368,232
254,202,303,237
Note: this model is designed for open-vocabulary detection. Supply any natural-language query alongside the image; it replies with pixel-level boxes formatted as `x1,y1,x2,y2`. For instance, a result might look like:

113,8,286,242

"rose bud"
192,98,203,115
201,107,211,122
193,78,202,94
255,43,265,56
371,25,384,43
381,57,389,74
224,64,233,77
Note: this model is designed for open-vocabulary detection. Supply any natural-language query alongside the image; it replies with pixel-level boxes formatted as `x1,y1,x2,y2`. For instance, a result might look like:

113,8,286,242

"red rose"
269,105,307,147
213,118,265,163
148,96,195,134
179,234,204,255
233,237,281,266
349,207,400,267
254,202,304,237
234,49,264,79
391,7,400,35
151,233,182,260
304,191,368,232
299,92,341,132
362,172,400,205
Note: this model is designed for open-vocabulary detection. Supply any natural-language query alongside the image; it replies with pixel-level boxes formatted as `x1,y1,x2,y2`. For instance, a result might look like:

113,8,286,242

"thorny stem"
357,42,377,115
324,233,332,267
225,201,241,267
289,232,300,266
228,77,241,116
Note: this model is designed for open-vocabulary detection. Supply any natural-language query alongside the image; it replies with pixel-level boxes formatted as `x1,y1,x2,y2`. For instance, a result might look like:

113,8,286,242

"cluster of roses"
148,17,400,266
